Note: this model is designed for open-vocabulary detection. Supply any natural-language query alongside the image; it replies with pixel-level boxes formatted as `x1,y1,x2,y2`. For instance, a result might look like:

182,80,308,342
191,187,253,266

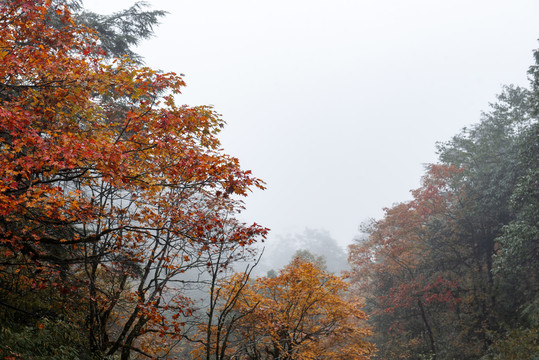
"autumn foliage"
0,1,267,358
196,258,375,360
349,85,539,359
3,1,537,360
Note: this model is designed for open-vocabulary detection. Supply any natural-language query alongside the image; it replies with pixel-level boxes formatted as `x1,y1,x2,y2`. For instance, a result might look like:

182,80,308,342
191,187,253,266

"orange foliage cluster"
0,1,267,358
196,258,375,360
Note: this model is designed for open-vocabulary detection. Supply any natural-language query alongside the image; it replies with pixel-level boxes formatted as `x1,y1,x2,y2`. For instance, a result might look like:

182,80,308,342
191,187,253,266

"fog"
256,228,349,275
87,0,539,256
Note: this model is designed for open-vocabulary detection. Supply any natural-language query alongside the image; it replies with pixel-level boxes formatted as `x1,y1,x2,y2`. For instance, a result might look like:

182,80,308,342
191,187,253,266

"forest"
0,1,537,359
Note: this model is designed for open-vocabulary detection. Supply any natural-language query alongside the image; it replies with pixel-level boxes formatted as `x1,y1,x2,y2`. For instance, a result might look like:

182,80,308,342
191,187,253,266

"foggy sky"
86,0,539,249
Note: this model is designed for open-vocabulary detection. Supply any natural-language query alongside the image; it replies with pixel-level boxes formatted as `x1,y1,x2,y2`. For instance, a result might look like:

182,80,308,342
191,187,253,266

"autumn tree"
349,165,466,359
198,258,374,360
0,1,267,358
189,254,261,360
349,63,538,358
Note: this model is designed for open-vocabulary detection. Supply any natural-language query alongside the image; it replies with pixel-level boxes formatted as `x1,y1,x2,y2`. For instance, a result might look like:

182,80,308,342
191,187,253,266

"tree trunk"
417,298,437,359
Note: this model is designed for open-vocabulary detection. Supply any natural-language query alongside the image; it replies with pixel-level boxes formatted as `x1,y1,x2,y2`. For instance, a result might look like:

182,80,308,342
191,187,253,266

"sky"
86,0,539,250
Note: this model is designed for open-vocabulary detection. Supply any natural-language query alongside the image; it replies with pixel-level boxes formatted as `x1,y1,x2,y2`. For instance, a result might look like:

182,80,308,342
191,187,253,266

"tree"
348,69,538,359
291,249,327,270
436,84,538,355
75,1,167,63
0,1,267,358
206,258,374,360
349,165,466,359
261,228,348,275
190,262,260,360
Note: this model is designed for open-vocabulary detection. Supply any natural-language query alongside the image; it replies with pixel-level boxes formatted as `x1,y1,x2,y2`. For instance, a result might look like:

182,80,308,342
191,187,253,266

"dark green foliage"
528,45,539,116
493,121,539,328
45,0,166,63
437,84,536,357
0,319,87,360
78,1,167,62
